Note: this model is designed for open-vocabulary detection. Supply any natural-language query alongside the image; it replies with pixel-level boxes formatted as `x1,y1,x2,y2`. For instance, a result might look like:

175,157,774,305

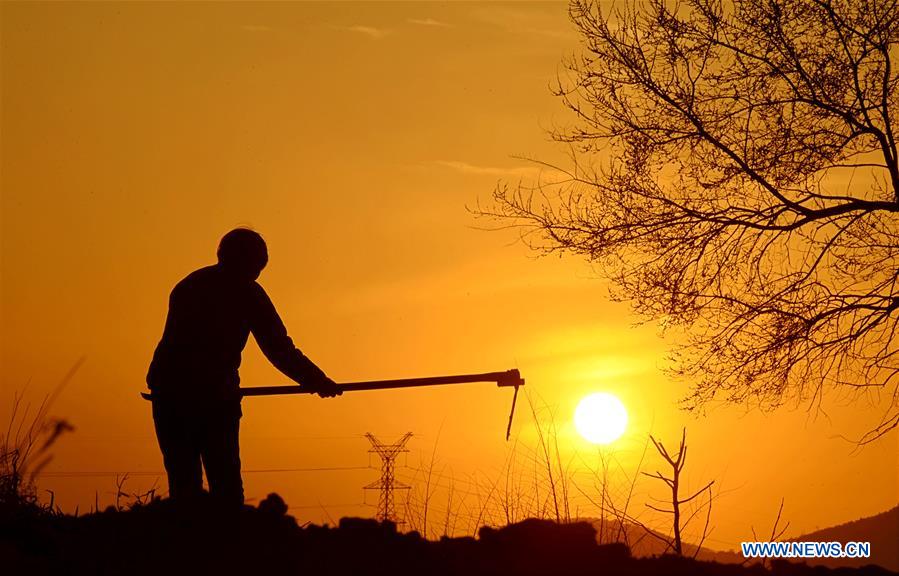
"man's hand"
305,374,342,398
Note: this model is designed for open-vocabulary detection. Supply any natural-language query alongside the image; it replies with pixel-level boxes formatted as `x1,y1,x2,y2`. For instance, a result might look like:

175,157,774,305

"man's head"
217,228,268,281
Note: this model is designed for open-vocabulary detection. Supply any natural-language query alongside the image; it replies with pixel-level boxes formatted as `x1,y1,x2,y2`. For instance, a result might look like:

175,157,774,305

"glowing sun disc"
574,393,628,445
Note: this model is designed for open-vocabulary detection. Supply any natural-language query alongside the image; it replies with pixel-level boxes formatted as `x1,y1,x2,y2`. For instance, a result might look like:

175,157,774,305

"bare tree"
643,429,714,555
750,497,791,568
482,0,899,441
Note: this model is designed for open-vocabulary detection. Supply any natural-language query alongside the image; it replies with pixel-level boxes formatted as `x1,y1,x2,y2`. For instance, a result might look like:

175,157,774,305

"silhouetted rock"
257,492,288,516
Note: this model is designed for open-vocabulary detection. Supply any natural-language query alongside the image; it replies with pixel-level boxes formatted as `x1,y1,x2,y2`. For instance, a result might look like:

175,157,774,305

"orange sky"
1,2,896,550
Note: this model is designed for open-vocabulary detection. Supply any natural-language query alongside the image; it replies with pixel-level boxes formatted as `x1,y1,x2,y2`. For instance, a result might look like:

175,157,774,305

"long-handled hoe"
142,369,524,440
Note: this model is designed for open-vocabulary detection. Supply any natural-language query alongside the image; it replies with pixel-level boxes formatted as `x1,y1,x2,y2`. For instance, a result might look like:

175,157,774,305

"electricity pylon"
364,432,412,524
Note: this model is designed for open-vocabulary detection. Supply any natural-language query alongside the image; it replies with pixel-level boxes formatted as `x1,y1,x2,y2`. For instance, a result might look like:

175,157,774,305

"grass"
1,361,82,518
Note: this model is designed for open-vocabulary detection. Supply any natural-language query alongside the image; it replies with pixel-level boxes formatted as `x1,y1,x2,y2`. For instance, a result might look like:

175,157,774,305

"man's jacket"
147,264,326,402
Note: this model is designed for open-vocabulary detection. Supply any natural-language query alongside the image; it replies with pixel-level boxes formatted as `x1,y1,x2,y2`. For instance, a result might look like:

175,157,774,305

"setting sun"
574,392,628,445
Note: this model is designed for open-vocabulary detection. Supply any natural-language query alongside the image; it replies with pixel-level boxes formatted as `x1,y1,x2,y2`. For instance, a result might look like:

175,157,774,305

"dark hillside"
582,507,899,572
2,495,896,576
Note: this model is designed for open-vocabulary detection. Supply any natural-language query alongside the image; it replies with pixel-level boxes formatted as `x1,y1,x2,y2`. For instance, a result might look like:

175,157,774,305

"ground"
2,494,895,576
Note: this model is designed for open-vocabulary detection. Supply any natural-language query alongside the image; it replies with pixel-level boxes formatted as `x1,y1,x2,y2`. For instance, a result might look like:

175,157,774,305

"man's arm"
146,289,179,390
249,284,341,397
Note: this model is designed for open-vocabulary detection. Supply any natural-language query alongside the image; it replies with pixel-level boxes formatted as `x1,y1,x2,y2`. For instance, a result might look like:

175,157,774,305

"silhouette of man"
147,228,341,508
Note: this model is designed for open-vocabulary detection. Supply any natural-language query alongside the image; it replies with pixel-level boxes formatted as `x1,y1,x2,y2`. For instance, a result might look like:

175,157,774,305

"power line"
41,465,371,478
41,471,163,478
244,466,371,474
288,502,366,510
